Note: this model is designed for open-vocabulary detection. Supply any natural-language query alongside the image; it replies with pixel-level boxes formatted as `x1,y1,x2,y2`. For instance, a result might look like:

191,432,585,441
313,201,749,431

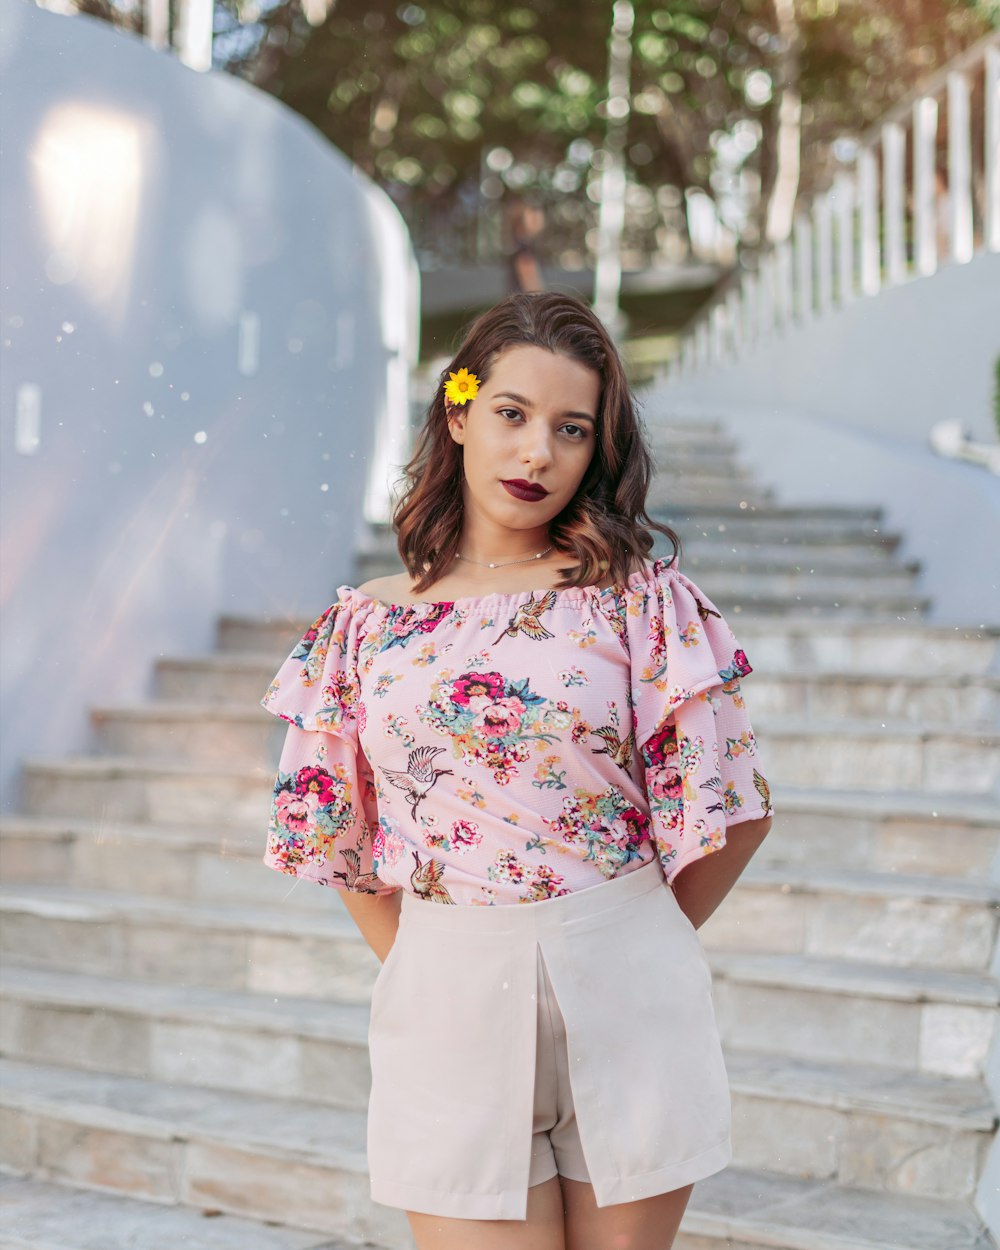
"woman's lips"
501,479,549,502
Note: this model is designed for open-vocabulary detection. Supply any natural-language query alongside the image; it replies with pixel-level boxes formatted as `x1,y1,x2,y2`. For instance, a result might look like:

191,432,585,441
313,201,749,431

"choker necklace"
456,545,554,570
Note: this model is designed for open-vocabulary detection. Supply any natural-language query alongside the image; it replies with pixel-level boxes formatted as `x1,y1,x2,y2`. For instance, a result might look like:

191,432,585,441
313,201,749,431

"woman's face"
445,344,600,539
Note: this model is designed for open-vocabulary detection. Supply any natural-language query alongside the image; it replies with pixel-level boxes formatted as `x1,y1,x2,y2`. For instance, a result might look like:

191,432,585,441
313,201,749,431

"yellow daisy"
443,367,480,406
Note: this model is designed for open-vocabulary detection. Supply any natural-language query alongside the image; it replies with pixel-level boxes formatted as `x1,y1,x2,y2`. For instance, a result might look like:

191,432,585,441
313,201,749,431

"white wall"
0,0,420,811
652,250,1000,625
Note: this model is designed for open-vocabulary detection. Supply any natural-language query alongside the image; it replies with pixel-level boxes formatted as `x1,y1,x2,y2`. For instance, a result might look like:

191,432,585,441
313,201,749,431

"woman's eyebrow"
493,391,596,423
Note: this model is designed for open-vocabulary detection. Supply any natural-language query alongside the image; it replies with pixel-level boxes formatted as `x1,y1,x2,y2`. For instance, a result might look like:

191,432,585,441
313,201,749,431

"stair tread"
0,1174,345,1250
760,784,1000,822
1,963,993,1130
4,782,998,829
4,854,997,913
710,949,999,1005
0,881,361,940
0,963,371,1046
1,883,996,1003
0,1057,990,1250
740,860,1000,904
0,1057,369,1168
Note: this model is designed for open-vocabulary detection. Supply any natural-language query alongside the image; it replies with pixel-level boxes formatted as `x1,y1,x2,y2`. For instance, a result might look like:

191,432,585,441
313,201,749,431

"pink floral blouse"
260,556,773,906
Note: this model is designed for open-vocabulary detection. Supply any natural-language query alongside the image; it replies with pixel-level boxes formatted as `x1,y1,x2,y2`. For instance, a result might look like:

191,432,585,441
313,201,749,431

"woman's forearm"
339,888,403,964
670,816,772,930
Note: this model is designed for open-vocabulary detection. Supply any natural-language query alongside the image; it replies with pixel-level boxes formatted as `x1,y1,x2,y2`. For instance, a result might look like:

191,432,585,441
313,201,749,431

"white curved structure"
0,0,420,810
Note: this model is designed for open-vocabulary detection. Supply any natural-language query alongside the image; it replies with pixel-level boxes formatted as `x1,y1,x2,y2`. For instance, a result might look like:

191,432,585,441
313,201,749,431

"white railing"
667,34,1000,379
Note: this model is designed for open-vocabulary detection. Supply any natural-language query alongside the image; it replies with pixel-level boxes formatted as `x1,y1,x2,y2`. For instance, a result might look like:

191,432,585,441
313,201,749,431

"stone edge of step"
0,963,994,1132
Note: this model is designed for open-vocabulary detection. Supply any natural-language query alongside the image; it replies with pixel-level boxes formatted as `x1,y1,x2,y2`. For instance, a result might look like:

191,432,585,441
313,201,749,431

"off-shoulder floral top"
260,556,773,906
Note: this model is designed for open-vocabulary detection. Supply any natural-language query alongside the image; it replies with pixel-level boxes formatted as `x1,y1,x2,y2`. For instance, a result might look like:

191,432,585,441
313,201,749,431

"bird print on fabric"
331,845,386,894
380,745,454,819
589,721,633,771
753,768,773,815
493,590,558,645
410,848,456,904
693,596,722,623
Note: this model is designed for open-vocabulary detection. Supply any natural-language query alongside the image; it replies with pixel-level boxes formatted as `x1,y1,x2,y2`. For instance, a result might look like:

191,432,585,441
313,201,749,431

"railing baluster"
986,44,1000,252
883,121,907,286
775,238,793,329
833,172,855,305
858,147,881,295
793,214,813,321
726,286,743,361
815,192,834,314
913,95,939,276
947,70,974,263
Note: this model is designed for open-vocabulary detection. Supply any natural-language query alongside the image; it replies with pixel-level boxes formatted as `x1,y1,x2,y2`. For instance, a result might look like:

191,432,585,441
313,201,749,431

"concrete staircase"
1,416,998,1249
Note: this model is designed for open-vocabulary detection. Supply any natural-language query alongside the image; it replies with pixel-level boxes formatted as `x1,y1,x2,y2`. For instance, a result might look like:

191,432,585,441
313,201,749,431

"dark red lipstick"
501,479,549,502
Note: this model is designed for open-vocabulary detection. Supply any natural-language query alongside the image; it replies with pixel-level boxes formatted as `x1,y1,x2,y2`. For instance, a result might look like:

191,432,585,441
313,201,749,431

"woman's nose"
521,430,554,467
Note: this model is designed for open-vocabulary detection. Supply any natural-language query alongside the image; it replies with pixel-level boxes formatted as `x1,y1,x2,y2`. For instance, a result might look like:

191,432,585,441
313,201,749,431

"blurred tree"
78,0,998,267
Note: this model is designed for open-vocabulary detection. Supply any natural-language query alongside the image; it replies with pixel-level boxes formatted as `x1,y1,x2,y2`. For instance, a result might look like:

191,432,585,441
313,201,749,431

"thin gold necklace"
455,545,554,570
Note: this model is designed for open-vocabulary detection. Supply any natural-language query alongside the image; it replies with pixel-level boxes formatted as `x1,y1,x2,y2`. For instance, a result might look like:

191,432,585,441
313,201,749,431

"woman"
260,291,774,1250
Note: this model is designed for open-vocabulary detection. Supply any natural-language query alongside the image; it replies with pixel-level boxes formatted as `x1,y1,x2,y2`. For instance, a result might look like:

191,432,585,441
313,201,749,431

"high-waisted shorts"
366,854,732,1222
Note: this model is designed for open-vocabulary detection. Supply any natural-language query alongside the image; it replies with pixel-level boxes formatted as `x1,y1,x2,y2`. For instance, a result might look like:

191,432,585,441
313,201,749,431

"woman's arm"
670,815,772,930
339,888,404,964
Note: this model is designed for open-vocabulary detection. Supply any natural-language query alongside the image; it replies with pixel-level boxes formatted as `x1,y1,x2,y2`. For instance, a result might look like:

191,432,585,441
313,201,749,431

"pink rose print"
473,696,526,738
647,765,682,802
295,766,336,805
371,822,386,863
642,720,678,768
274,787,320,834
451,671,505,706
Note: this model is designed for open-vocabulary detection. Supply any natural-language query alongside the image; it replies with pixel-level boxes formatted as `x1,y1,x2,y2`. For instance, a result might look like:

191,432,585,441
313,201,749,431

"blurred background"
1,2,999,1248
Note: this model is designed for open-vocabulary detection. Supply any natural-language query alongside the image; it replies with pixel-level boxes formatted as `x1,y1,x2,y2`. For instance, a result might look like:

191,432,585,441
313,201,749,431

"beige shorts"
366,854,732,1222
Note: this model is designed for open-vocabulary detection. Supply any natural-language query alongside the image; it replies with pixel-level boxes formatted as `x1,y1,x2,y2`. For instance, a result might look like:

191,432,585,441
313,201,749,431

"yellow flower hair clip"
443,367,480,406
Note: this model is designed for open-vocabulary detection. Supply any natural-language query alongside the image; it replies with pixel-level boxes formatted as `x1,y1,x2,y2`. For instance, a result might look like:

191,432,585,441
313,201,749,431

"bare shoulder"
355,571,413,603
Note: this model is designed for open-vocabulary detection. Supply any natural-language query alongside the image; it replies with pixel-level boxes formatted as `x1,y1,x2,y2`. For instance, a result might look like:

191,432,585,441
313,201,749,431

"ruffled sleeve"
259,591,400,895
624,559,774,886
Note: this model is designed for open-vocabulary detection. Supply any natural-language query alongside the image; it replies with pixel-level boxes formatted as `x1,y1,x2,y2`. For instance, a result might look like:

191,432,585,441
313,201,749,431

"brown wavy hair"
393,291,681,594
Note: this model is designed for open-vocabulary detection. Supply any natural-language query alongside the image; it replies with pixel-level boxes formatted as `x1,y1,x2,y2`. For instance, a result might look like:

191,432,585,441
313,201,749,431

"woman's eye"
562,424,586,439
498,408,522,422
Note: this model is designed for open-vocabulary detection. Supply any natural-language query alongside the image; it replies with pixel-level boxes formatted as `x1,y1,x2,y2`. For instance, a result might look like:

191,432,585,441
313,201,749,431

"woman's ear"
445,398,466,444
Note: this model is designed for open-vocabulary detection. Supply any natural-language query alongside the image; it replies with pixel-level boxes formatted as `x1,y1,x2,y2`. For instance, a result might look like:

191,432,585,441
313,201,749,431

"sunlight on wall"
30,100,151,333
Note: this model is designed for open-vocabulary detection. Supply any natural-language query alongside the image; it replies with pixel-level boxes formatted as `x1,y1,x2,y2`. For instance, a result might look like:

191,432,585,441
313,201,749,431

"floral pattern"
260,557,773,904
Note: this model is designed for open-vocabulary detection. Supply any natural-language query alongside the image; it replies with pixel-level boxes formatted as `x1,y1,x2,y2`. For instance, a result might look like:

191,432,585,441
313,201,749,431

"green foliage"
113,0,995,263
994,353,1000,441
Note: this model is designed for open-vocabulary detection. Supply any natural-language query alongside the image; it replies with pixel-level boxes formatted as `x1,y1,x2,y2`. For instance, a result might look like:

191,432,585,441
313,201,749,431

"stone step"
720,1048,994,1201
658,501,886,524
214,615,1000,675
713,952,998,1079
672,517,906,548
647,483,777,508
669,548,921,578
0,965,992,1202
151,653,1000,729
80,705,1000,798
732,619,1000,677
0,1058,992,1248
0,1058,408,1248
16,755,270,828
708,862,999,973
362,520,905,560
0,814,325,909
3,781,995,918
1,885,995,1078
748,785,999,881
672,1164,992,1250
341,568,932,619
759,715,1000,796
0,1174,360,1250
747,670,1000,729
0,884,379,1004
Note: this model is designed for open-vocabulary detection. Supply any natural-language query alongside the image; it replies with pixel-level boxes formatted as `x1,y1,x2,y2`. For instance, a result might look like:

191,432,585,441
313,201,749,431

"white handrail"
667,33,1000,380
